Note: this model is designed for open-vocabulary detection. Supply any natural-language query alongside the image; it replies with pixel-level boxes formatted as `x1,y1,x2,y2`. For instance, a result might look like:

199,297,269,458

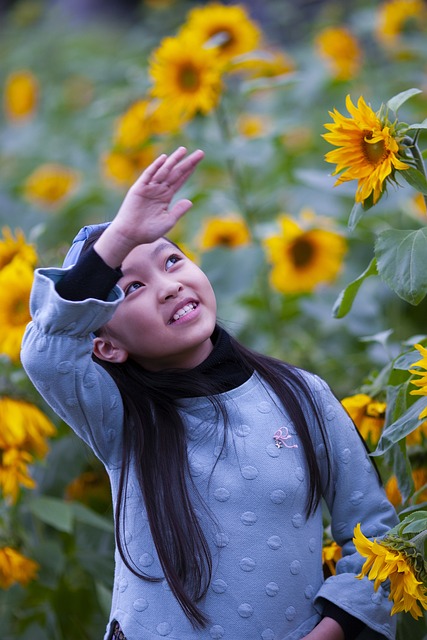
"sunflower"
385,468,427,507
146,99,186,136
0,397,56,457
237,114,270,138
114,99,184,145
0,257,33,363
376,0,426,45
341,393,386,445
0,227,37,270
315,26,362,81
263,214,346,294
3,69,39,121
0,448,35,503
0,547,38,589
230,47,295,79
322,541,342,576
65,468,111,512
180,2,261,66
412,192,427,216
409,343,427,419
323,95,410,205
353,523,427,619
113,99,152,150
23,163,80,208
149,32,224,122
406,420,427,446
102,145,158,188
199,215,251,250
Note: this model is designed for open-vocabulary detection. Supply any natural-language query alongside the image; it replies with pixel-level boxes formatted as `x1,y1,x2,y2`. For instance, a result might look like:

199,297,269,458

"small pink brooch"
273,427,298,449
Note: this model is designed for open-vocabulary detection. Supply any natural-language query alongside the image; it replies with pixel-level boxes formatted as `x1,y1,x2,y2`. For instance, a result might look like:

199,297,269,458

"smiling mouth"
168,301,198,324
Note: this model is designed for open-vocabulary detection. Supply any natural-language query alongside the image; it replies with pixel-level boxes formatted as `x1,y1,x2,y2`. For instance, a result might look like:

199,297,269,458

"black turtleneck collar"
141,327,253,398
188,326,252,395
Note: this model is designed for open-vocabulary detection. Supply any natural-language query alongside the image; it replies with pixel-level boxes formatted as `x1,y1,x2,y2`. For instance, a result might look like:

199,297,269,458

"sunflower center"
216,233,233,247
179,64,201,92
289,237,314,267
363,134,387,165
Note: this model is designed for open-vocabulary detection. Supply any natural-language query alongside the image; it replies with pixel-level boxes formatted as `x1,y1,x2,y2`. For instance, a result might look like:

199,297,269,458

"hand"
95,146,204,267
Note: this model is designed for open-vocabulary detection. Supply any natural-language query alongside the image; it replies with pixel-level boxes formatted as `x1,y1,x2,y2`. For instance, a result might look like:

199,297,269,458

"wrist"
93,223,138,268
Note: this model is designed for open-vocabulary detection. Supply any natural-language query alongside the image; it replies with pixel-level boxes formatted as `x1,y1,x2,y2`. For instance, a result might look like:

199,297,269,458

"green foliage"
376,228,427,305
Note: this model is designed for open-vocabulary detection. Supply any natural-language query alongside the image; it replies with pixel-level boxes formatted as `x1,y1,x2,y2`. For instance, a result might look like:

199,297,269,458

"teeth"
172,302,196,321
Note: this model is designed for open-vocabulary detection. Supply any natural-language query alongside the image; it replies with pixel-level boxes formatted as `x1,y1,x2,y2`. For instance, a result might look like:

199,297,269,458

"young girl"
22,147,398,640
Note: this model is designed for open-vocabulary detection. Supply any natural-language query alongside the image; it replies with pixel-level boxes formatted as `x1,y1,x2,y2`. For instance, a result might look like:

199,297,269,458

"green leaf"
29,496,74,533
348,202,365,231
375,228,427,305
399,501,427,516
96,581,113,617
399,167,427,196
71,502,113,533
387,88,422,114
399,510,427,534
406,118,427,132
373,396,427,455
33,539,66,588
393,348,424,370
395,440,415,504
348,193,377,230
360,328,393,347
332,258,378,318
241,72,297,94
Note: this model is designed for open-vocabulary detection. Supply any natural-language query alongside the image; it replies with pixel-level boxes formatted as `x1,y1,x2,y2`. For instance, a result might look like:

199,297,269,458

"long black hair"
82,231,332,628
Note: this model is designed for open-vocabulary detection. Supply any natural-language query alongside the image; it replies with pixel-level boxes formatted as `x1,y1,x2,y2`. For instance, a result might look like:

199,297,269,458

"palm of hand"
115,147,204,244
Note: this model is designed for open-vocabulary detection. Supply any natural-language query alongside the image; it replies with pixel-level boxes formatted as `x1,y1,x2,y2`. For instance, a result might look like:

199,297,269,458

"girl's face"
93,239,217,371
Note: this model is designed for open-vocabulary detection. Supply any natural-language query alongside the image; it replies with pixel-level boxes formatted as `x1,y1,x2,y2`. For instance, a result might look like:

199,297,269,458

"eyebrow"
119,240,180,282
150,241,174,259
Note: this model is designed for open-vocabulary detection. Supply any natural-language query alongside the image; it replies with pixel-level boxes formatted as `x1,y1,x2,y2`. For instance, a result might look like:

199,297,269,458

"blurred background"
1,0,426,638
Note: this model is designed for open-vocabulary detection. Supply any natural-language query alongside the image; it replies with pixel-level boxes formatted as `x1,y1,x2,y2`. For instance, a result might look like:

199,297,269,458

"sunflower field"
1,0,427,637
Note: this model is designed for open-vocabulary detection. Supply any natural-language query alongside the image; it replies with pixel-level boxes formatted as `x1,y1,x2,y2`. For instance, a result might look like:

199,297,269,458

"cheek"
199,274,217,309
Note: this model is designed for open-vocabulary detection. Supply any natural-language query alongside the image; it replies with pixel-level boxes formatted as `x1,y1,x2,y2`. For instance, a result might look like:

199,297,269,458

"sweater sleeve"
323,601,365,639
21,267,125,466
306,374,399,640
55,247,123,301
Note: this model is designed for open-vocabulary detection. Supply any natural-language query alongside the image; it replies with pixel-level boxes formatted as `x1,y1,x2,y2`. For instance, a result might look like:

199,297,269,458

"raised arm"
95,146,204,268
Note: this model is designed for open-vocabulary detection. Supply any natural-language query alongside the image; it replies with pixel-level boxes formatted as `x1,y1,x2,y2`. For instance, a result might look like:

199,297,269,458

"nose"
158,277,183,302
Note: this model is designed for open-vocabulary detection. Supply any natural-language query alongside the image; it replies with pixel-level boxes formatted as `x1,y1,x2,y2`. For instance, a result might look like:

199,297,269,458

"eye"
165,254,182,270
124,281,144,296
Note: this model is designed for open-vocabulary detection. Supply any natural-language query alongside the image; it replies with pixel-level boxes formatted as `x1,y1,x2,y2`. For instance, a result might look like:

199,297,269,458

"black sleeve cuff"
55,247,123,301
323,602,366,640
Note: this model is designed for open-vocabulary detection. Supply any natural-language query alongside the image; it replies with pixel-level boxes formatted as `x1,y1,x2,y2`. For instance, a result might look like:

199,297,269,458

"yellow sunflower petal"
149,31,223,122
323,95,409,204
180,2,261,64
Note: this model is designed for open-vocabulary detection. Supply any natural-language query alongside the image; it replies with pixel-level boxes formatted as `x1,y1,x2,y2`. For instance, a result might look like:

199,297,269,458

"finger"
168,198,193,222
152,146,189,182
167,149,205,188
135,153,168,187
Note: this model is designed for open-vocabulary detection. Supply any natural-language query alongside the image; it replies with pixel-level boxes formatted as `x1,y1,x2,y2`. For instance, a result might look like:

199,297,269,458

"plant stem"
214,102,254,227
406,135,427,210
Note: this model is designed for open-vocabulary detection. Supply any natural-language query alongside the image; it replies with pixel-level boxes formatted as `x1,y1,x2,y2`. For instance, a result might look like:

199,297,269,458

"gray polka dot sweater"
21,268,398,640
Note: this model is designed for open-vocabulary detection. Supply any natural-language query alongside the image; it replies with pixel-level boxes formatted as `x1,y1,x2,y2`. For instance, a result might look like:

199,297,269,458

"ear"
93,336,129,363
